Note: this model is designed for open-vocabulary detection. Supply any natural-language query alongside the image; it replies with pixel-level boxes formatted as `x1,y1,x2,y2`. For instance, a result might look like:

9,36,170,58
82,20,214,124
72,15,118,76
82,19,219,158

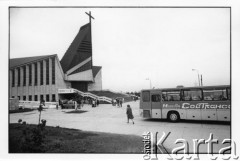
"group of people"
112,98,124,107
85,98,99,107
91,99,100,108
132,96,138,102
58,97,101,109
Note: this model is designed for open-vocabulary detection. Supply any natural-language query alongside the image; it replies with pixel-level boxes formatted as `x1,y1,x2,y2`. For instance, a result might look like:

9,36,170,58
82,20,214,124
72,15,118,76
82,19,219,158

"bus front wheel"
168,112,180,122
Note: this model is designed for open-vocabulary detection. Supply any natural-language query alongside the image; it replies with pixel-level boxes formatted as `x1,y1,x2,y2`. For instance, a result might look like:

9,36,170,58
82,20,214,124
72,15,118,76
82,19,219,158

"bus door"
141,90,152,118
151,91,162,118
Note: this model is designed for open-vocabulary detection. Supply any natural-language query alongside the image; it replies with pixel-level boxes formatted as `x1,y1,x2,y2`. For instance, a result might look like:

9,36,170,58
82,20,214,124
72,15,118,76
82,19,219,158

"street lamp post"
192,69,200,86
146,78,152,89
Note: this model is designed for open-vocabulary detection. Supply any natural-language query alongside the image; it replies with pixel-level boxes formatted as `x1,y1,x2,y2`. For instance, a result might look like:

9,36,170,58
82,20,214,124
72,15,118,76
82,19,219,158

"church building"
9,12,102,102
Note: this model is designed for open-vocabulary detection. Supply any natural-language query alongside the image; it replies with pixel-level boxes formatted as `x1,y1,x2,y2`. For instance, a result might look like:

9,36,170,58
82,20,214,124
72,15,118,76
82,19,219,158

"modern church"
9,15,102,102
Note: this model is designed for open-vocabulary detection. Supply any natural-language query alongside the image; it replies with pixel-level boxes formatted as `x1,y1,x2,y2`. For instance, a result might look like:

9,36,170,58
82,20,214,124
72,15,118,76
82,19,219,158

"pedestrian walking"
88,98,91,105
119,99,122,107
74,101,78,110
95,99,97,107
81,99,84,108
116,99,119,107
113,99,116,106
58,99,62,109
126,104,134,124
92,99,96,107
96,99,99,106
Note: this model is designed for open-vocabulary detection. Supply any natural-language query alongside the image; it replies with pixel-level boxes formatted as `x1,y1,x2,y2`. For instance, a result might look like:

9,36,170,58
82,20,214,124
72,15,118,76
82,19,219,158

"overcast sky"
10,8,230,92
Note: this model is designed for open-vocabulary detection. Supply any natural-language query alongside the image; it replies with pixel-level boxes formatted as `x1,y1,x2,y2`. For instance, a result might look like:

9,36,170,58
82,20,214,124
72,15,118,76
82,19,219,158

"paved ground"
10,101,230,154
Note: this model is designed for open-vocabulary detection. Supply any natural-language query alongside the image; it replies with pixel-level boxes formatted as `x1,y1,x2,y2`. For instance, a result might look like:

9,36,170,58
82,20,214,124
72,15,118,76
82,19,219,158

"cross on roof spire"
85,11,94,23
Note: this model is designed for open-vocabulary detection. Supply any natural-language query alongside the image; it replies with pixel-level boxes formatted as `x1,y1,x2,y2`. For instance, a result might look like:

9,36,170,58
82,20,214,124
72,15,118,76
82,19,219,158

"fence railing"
72,89,112,103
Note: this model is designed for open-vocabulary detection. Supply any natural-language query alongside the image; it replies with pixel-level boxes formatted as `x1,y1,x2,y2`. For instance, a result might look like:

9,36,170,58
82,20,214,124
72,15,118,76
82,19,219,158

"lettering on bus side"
163,104,181,108
182,103,231,109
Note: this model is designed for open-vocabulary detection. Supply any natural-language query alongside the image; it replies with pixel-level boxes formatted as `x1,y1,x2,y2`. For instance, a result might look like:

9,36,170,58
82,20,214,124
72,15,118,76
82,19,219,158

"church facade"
9,22,102,102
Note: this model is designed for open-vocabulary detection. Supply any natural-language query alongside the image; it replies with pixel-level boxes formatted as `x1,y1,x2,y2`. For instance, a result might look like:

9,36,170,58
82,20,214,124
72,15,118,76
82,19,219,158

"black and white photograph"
1,1,240,161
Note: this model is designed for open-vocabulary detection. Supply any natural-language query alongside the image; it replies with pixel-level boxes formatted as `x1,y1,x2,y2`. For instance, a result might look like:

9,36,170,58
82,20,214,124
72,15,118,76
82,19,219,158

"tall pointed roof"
60,23,92,73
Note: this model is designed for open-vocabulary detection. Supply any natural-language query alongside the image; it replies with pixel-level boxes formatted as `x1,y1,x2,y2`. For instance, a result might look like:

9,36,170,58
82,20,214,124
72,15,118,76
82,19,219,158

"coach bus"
140,85,230,122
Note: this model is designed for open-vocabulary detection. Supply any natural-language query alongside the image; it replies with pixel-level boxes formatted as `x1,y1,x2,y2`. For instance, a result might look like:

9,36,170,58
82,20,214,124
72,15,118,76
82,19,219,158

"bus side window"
163,90,181,101
152,94,161,102
183,89,202,101
161,92,167,101
142,91,150,102
203,88,227,101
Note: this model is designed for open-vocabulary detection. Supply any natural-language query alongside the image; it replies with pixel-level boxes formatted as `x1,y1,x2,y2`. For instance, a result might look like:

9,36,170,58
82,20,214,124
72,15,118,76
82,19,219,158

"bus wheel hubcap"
170,114,177,120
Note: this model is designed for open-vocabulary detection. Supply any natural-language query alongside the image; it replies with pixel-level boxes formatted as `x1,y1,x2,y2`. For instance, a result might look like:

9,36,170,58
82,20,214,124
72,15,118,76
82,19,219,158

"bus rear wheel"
168,112,180,122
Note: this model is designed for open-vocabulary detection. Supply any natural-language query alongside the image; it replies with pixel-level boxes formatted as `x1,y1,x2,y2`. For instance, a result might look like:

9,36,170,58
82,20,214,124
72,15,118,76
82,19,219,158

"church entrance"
71,81,88,92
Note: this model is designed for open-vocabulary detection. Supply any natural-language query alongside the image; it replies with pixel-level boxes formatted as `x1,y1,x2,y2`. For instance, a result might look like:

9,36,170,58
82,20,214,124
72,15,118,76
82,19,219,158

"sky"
10,8,230,92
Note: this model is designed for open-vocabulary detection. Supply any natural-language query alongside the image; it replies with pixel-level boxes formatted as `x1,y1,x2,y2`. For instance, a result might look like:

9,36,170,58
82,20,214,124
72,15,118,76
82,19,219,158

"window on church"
12,70,15,87
29,95,32,101
52,94,56,102
46,94,49,102
52,57,55,85
34,95,38,101
29,65,32,86
23,66,26,86
46,59,49,85
40,61,43,85
34,63,38,86
17,68,20,86
40,95,44,101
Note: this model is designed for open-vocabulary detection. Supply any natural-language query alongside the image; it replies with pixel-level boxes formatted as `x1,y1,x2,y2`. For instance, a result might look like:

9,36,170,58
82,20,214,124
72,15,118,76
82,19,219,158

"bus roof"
141,85,230,92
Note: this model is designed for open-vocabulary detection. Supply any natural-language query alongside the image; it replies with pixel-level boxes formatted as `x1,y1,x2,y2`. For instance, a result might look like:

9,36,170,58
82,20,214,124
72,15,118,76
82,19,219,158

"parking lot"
10,100,230,153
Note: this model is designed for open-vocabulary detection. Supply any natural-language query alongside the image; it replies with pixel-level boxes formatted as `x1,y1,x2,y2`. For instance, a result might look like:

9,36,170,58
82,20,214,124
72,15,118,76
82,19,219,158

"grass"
9,123,144,153
9,108,34,114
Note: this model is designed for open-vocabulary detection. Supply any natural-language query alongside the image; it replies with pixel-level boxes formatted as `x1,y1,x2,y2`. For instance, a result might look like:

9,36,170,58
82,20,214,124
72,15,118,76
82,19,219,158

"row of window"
13,94,56,102
142,87,231,102
11,58,55,87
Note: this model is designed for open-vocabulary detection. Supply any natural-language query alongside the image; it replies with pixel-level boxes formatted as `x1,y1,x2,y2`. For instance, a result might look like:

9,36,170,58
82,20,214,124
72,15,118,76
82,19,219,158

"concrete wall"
55,56,68,100
67,69,93,81
9,56,67,102
88,69,102,91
